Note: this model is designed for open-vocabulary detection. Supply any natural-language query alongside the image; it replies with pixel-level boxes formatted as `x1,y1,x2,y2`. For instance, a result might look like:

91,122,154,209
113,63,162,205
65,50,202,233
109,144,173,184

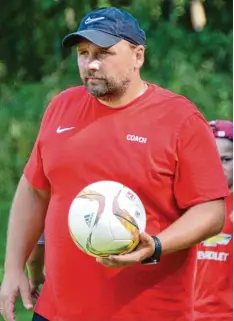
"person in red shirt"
0,7,229,321
194,120,233,321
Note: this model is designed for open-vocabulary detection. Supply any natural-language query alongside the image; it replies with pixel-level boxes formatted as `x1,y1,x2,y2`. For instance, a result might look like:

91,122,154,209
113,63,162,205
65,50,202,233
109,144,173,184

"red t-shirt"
24,84,228,321
194,192,233,321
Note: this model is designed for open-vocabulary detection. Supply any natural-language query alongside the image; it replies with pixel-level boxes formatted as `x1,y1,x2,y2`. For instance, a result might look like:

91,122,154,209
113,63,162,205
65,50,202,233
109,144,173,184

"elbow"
209,200,226,236
212,214,225,235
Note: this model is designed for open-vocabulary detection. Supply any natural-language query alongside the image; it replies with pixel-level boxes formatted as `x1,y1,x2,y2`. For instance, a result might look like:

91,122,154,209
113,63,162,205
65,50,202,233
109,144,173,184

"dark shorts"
32,312,49,321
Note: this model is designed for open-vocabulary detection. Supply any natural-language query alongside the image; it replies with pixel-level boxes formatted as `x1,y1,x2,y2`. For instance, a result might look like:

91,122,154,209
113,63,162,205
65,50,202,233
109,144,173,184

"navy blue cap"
62,7,146,48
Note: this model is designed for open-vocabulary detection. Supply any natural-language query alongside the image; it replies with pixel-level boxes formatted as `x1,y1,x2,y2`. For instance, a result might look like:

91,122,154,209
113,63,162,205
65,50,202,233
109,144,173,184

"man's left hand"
96,232,155,268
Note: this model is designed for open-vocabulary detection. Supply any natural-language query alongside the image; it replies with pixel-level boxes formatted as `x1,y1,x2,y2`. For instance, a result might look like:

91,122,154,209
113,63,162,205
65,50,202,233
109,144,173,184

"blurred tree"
0,0,232,201
109,0,131,6
0,0,232,82
161,0,174,21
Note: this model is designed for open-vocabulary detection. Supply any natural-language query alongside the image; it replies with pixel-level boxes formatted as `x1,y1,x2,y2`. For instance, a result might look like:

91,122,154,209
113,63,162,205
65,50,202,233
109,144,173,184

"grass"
0,202,33,321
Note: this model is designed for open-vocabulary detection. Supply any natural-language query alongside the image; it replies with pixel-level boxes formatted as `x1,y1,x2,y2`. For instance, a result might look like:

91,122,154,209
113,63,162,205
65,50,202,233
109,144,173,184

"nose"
88,59,100,71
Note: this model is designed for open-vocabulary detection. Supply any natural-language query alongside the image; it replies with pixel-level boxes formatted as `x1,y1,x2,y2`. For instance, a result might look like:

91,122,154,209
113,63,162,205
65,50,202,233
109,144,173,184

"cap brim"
62,30,121,48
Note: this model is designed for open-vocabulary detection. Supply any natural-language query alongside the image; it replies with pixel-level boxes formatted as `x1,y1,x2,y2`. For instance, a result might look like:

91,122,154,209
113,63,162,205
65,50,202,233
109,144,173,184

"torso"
195,192,233,321
24,84,228,321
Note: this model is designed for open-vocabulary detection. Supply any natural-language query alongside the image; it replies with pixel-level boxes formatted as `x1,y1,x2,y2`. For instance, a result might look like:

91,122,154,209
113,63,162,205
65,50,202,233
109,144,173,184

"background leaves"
0,0,232,201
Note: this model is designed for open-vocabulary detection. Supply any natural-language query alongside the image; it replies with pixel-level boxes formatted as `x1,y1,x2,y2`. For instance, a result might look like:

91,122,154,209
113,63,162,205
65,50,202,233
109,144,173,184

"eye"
221,156,233,163
78,50,89,57
98,50,109,57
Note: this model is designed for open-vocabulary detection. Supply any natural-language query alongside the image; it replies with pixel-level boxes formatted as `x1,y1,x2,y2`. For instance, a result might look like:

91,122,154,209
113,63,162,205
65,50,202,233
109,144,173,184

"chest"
40,104,177,203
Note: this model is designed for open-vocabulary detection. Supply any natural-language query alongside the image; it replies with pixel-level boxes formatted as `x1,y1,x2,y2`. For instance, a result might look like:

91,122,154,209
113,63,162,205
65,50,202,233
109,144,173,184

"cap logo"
85,16,105,24
217,130,226,137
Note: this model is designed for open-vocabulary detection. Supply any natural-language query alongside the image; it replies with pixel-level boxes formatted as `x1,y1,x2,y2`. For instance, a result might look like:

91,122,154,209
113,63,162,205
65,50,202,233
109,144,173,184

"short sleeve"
24,99,55,190
174,113,229,209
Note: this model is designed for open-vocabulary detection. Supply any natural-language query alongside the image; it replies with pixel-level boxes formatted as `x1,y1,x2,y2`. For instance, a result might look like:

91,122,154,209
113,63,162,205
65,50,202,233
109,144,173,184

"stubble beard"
83,76,131,102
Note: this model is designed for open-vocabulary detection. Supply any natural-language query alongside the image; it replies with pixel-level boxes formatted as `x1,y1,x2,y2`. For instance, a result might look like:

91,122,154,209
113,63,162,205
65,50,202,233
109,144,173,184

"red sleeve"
24,99,55,190
174,112,229,209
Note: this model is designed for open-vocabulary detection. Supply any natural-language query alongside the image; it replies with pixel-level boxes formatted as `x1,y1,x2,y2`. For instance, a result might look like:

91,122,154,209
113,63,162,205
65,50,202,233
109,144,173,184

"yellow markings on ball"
115,210,140,254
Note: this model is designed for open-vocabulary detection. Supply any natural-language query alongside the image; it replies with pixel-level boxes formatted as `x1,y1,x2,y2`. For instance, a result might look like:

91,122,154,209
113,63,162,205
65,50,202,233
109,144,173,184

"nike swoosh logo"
85,17,105,24
56,126,75,133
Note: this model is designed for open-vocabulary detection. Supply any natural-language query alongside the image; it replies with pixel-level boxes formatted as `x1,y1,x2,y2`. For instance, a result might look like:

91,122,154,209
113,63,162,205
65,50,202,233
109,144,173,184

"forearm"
5,175,49,271
157,199,225,255
27,244,45,283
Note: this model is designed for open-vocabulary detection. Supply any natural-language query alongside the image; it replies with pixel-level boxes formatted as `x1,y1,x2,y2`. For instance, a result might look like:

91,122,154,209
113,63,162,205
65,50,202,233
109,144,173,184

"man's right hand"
0,270,33,321
29,273,45,301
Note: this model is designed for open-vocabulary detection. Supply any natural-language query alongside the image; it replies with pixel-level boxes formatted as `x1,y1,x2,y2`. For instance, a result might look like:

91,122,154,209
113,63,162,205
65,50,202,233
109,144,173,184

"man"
26,234,45,300
194,120,233,321
0,7,229,321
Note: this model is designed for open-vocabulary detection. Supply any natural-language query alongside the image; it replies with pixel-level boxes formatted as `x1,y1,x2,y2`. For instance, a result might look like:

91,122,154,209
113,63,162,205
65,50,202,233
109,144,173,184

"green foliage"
0,203,33,320
0,4,231,320
0,0,232,202
143,22,232,120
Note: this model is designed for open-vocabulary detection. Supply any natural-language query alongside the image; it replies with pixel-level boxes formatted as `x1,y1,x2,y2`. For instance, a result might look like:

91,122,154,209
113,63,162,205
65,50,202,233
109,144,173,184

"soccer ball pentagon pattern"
68,180,146,257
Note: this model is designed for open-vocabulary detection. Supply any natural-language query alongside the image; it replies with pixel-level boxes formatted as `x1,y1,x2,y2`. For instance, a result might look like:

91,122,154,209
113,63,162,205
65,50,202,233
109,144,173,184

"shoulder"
52,85,88,105
149,83,198,114
38,86,90,130
148,83,205,132
43,86,89,120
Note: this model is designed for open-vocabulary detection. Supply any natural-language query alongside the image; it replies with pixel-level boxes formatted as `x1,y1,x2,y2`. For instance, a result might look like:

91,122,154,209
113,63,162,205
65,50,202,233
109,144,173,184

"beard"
82,71,131,101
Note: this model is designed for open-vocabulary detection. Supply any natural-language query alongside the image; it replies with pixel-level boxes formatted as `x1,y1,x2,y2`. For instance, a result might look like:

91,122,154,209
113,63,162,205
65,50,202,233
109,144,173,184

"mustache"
85,71,105,79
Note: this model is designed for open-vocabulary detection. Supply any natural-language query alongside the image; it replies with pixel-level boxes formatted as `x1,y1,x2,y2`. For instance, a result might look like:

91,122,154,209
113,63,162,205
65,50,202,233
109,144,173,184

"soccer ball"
68,180,146,258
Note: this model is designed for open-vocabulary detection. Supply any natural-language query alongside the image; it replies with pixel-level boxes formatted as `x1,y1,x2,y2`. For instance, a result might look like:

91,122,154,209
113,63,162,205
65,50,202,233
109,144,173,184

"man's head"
210,120,233,189
62,7,146,100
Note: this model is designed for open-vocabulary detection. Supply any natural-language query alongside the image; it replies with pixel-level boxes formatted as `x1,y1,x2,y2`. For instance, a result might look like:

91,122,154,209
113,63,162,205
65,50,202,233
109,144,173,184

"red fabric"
24,84,229,321
194,192,233,321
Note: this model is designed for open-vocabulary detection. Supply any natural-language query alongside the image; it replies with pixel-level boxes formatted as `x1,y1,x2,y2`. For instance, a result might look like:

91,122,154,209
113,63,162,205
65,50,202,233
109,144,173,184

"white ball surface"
68,180,146,257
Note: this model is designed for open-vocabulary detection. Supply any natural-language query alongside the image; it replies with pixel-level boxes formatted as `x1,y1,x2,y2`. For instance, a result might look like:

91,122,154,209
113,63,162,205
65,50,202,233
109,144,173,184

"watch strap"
141,236,162,264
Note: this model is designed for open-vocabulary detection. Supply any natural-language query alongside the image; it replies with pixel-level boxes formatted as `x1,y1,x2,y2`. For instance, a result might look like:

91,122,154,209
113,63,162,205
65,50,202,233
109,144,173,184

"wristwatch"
141,236,162,265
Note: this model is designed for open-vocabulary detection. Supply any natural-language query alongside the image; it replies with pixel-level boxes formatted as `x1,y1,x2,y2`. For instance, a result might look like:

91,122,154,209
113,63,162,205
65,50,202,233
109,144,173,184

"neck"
97,78,147,108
